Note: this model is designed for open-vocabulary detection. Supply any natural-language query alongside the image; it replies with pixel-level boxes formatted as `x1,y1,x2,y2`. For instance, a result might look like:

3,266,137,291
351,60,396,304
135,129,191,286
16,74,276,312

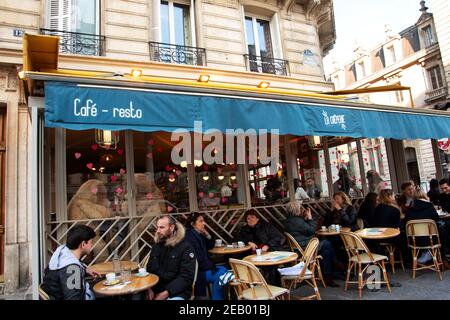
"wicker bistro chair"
379,241,405,274
280,237,322,300
340,231,391,299
284,232,326,287
405,219,443,280
229,258,290,300
39,285,50,300
140,252,150,269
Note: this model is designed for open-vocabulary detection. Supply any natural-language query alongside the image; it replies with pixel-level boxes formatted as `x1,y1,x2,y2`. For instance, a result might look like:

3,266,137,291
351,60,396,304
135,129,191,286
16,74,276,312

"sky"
323,0,425,75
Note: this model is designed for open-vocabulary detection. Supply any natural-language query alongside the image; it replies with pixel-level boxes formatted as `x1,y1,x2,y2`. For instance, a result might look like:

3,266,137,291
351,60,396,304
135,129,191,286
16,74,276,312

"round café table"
316,227,351,237
93,273,159,297
209,244,252,255
89,261,140,276
243,251,298,267
355,227,400,240
355,227,403,275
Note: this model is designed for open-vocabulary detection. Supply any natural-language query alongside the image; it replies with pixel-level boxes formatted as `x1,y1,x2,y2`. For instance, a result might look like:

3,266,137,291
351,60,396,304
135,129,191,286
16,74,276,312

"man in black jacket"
147,215,196,300
439,179,450,213
237,210,285,252
41,225,100,300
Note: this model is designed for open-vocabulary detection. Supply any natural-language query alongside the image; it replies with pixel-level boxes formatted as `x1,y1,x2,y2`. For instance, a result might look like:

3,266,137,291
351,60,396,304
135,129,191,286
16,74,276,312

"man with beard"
146,215,196,300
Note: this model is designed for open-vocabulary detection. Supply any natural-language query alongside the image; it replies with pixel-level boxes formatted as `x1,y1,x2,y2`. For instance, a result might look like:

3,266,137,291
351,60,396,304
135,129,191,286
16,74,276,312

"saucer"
103,279,120,286
136,272,149,277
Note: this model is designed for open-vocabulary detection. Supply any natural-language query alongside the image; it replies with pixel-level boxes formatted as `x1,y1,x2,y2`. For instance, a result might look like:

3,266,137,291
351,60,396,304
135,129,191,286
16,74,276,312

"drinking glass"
121,267,131,284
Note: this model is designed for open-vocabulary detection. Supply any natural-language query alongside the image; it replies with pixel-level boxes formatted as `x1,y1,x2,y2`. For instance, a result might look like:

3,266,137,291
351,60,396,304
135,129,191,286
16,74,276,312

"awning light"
257,81,270,89
198,74,210,83
131,69,142,78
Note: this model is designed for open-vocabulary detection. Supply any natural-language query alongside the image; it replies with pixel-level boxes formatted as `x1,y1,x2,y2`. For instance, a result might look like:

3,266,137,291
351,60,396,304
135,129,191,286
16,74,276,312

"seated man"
41,225,99,300
439,178,450,213
146,215,196,300
237,209,285,252
396,180,416,217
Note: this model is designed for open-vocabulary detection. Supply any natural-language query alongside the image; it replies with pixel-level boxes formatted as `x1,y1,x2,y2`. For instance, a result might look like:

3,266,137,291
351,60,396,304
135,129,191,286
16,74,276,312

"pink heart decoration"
166,165,172,172
117,149,124,155
120,168,126,175
255,186,260,192
175,170,182,176
167,206,174,213
146,152,153,159
384,182,388,186
91,187,98,194
115,187,123,195
111,176,117,183
146,193,153,200
74,152,81,159
203,165,209,171
91,144,98,151
86,163,93,170
169,174,175,180
147,139,155,146
156,147,163,153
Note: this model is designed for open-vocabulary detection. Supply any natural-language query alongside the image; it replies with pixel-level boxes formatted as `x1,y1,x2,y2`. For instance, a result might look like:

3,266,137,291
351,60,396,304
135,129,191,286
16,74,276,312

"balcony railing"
148,41,207,66
40,28,105,56
244,54,290,76
425,87,448,102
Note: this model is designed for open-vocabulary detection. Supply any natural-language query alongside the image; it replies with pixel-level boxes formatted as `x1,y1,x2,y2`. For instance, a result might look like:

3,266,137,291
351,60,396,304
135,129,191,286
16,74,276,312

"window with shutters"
43,0,103,55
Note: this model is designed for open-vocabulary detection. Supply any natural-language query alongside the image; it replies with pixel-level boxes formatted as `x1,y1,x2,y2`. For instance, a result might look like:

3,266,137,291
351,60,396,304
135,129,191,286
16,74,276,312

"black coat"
283,215,317,248
405,199,439,223
427,189,441,206
42,264,88,300
439,193,450,213
184,228,214,297
323,205,358,231
237,220,285,251
357,201,376,228
147,238,196,300
373,204,401,228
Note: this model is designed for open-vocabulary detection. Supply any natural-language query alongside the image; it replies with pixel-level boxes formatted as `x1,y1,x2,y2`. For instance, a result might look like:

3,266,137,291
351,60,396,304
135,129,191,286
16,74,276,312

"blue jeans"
205,265,228,300
318,239,336,276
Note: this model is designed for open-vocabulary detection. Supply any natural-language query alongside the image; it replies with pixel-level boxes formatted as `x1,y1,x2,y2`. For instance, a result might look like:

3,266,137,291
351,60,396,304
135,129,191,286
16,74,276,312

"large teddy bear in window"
67,179,113,262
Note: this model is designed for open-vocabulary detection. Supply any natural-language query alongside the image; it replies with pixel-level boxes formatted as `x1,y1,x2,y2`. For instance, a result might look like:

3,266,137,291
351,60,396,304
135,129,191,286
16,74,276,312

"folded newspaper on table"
277,261,312,276
252,251,295,262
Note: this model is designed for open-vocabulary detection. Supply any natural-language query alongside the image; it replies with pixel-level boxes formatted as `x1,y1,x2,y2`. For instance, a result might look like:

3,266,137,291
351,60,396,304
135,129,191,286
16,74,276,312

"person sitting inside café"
199,189,221,209
185,212,228,300
323,191,358,231
283,201,340,287
405,189,450,269
41,225,100,300
236,209,285,252
439,178,450,213
146,215,196,300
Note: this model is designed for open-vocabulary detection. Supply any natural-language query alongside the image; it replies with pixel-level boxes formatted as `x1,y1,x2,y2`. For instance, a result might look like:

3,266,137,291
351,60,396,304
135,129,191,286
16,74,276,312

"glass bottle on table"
112,249,122,276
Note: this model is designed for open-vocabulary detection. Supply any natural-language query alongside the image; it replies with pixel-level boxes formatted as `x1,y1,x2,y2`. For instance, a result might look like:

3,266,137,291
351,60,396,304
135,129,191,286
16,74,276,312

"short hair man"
41,225,99,300
439,178,450,213
146,215,196,300
397,180,416,215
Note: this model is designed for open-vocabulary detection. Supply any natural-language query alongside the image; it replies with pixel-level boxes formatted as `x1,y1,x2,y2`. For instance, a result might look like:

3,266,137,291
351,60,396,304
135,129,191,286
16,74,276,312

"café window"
360,138,392,192
160,0,193,46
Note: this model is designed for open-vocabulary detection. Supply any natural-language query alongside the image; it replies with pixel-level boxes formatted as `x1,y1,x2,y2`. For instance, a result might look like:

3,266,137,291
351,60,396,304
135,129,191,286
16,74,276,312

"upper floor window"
357,61,366,79
393,82,404,103
160,0,192,46
422,25,435,47
427,65,444,90
47,0,99,34
245,17,273,60
386,46,396,65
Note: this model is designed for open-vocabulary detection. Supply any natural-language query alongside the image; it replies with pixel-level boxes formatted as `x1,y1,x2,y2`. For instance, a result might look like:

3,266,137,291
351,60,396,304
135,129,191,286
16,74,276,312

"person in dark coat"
41,225,99,300
396,181,416,217
237,209,285,252
184,212,228,300
357,192,378,228
439,178,450,213
373,189,401,229
333,168,352,195
405,189,450,269
323,192,358,231
147,215,196,300
427,179,441,206
284,201,340,287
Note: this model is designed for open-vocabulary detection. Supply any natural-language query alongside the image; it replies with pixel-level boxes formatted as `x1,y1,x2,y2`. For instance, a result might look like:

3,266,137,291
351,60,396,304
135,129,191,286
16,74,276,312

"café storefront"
23,36,450,299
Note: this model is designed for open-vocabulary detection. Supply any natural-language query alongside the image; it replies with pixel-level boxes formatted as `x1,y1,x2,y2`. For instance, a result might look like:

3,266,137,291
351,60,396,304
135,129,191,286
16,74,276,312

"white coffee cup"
106,273,116,283
215,239,223,247
336,225,341,232
256,248,262,256
238,241,245,248
321,226,327,231
138,268,146,275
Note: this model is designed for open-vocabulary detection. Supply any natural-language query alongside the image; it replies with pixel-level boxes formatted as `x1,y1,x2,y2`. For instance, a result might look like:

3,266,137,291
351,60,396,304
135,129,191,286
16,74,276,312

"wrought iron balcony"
244,54,290,76
425,87,448,102
40,28,105,56
149,42,207,66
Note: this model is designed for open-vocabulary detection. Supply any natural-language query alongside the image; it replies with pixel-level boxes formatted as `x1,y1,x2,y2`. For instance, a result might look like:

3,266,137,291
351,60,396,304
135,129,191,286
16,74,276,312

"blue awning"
44,81,450,139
